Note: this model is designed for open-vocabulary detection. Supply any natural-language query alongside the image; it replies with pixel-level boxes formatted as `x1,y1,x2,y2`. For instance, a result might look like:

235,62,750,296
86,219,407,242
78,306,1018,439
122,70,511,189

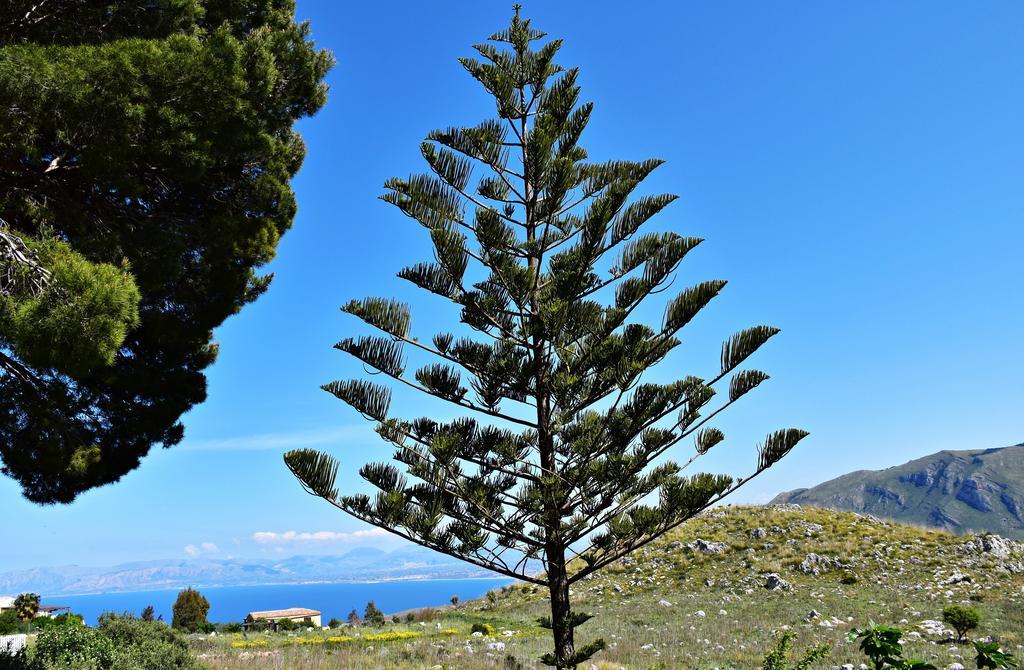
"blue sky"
3,1,1022,573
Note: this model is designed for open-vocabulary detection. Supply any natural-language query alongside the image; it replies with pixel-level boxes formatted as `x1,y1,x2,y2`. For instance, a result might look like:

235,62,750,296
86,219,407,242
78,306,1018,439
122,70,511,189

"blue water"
47,579,512,626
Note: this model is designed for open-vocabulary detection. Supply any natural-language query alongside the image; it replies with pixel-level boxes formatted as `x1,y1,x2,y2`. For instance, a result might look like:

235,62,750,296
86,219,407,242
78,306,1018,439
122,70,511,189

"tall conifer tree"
287,9,807,668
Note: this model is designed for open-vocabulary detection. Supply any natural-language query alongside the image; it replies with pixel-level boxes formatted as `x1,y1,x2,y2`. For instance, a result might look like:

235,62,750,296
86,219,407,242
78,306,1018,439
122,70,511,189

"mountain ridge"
0,545,493,597
772,442,1024,538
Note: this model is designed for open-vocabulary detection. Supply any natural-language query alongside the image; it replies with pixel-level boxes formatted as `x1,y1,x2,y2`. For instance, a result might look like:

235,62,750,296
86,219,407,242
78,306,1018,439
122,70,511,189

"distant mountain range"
0,546,494,597
772,443,1024,538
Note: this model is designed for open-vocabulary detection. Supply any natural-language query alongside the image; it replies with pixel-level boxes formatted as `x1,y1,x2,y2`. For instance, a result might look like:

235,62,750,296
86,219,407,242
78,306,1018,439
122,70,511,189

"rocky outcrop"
797,553,848,575
684,539,728,554
955,476,994,512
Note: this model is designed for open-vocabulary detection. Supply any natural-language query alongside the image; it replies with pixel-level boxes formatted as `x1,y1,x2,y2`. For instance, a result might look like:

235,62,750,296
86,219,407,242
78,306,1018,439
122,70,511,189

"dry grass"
190,505,1024,669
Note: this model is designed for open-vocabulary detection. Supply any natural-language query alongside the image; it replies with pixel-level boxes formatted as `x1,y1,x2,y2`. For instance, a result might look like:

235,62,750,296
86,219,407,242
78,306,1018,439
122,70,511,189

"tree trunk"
546,547,575,668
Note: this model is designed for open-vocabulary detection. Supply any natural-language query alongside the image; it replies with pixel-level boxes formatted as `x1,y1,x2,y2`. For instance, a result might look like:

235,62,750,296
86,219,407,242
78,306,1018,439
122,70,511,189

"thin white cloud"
184,426,370,451
252,528,388,545
184,542,219,557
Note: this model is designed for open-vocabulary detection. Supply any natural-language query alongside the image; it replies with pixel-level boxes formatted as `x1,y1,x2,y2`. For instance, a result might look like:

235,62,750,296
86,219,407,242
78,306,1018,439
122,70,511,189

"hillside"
188,505,1024,669
772,443,1024,538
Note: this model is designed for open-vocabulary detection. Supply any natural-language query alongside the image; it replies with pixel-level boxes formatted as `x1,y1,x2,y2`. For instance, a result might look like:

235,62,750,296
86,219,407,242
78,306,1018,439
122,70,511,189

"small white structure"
244,607,322,630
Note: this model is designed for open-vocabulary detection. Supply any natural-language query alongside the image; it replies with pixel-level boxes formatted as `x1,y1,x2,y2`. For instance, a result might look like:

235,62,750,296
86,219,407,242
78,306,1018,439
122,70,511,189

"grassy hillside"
772,444,1024,539
188,505,1024,669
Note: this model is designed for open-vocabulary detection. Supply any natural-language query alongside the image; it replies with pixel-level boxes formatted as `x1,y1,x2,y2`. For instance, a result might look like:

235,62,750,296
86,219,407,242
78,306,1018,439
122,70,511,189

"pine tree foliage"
286,9,807,668
0,1,332,503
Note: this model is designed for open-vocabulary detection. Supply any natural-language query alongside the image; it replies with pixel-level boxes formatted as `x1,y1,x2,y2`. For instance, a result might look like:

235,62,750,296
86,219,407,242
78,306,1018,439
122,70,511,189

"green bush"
363,601,385,627
97,613,204,670
30,614,84,633
942,605,980,642
32,623,117,670
0,611,24,635
471,622,496,636
762,631,830,670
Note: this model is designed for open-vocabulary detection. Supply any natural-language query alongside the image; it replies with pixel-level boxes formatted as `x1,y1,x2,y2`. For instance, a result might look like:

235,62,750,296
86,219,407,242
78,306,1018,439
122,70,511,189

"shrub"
942,605,980,642
762,631,830,670
33,623,117,670
363,601,385,627
31,614,84,632
327,618,343,628
98,614,204,670
841,572,859,585
170,588,209,632
0,611,23,635
276,618,300,632
471,622,496,636
218,622,242,634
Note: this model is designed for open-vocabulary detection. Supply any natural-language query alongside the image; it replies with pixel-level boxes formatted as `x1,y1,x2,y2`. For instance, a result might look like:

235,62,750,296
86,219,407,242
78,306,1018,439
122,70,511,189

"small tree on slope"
285,9,808,668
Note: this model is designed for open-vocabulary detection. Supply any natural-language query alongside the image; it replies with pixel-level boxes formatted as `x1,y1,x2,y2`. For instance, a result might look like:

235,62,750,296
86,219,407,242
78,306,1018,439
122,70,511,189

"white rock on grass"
686,539,729,554
657,600,673,607
487,642,505,651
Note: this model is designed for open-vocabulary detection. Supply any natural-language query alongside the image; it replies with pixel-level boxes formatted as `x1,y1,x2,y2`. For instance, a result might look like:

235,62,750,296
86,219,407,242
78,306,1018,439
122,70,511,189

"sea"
46,578,512,626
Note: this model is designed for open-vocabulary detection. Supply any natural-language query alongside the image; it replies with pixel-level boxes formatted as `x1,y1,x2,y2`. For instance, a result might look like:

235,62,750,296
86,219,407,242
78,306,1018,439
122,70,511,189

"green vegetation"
974,641,1018,669
33,623,116,670
171,588,210,633
284,7,806,668
0,610,22,635
762,632,830,670
98,614,205,670
182,506,1023,669
943,604,981,642
849,625,936,669
363,601,385,627
12,594,38,622
0,0,332,504
2,614,202,670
